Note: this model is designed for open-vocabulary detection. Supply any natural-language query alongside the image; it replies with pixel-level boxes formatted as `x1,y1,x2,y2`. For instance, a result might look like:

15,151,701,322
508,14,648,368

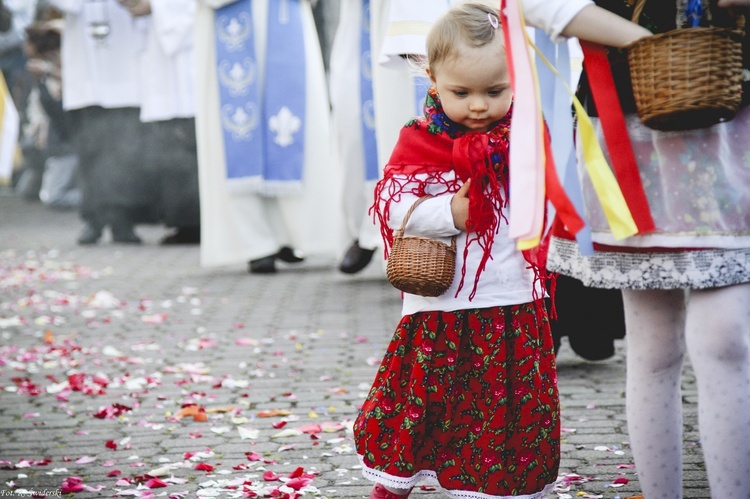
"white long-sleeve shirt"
138,0,196,122
520,0,593,42
382,172,542,316
48,0,144,110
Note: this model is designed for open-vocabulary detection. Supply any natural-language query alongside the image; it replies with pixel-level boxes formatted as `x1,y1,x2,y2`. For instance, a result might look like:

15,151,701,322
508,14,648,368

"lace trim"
547,237,750,290
358,455,555,499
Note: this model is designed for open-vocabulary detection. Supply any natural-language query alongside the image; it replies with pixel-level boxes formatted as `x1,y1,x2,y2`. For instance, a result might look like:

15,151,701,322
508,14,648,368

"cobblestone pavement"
0,190,709,498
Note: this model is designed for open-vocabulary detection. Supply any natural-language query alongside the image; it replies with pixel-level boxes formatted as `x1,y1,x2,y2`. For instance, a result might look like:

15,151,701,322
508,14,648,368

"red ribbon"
543,125,586,236
579,41,655,234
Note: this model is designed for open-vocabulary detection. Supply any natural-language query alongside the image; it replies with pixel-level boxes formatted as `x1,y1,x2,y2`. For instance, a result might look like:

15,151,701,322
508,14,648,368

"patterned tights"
623,285,750,498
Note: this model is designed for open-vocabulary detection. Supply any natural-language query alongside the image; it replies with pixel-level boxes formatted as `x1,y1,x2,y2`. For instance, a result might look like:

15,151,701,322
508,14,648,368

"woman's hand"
450,179,471,231
718,0,750,7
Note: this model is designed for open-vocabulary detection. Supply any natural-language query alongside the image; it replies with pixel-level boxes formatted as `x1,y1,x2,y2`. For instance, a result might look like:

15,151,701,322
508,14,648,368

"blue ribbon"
535,31,593,255
686,0,703,27
360,0,379,182
215,0,306,194
413,75,431,117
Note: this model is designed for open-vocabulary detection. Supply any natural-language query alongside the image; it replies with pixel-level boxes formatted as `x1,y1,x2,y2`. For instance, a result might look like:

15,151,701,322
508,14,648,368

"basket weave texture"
627,0,744,131
386,197,457,297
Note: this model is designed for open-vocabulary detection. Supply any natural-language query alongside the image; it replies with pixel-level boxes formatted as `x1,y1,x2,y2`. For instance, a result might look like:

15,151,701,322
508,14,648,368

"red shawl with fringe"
373,89,549,301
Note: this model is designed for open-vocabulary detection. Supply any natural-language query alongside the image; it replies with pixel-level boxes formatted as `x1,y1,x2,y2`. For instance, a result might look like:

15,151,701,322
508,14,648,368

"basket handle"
631,0,645,23
396,195,432,233
394,195,457,250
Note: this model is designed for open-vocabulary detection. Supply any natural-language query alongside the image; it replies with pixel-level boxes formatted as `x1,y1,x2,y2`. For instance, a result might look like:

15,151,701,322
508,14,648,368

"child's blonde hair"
426,2,503,73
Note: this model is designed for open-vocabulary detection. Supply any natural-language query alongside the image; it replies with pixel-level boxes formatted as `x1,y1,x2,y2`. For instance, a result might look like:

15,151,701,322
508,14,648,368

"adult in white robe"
131,0,200,244
195,0,345,272
48,0,157,244
333,0,448,275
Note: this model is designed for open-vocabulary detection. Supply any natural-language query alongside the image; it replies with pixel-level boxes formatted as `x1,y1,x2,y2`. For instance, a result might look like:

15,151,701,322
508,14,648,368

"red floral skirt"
354,302,559,498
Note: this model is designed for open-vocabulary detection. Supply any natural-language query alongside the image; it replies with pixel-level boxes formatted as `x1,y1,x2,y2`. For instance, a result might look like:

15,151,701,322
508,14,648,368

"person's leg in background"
622,289,686,499
685,284,750,498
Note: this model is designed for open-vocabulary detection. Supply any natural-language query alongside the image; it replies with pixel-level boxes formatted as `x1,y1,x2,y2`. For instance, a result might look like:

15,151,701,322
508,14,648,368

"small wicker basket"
627,0,744,131
386,196,457,297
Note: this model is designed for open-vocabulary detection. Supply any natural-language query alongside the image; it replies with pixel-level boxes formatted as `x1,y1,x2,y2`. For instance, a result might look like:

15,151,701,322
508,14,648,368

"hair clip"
488,13,500,29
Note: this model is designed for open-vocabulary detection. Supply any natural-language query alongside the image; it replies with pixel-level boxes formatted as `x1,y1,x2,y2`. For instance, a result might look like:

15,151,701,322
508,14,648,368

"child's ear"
426,67,436,85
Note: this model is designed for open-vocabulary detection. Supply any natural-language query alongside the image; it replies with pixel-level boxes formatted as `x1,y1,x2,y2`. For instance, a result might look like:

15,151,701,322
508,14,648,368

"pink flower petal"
61,476,85,493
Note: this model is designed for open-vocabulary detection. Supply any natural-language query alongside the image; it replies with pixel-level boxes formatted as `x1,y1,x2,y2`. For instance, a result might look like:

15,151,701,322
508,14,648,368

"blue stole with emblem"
215,0,306,195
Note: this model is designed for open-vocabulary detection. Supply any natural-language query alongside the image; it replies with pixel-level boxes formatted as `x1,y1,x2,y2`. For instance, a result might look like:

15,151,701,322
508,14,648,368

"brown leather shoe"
339,240,375,274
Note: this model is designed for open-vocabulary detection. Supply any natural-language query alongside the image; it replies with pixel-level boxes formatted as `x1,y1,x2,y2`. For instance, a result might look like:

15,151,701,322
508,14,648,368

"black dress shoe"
249,255,277,274
276,246,304,263
77,224,103,245
112,225,143,244
160,227,201,245
338,240,376,274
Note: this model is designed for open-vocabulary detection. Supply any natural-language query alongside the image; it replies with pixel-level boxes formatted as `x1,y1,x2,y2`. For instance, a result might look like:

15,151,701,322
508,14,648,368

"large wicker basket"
627,0,744,131
386,196,457,297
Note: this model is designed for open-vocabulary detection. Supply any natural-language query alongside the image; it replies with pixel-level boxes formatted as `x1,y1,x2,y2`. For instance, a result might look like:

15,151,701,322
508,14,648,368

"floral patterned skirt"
354,302,559,498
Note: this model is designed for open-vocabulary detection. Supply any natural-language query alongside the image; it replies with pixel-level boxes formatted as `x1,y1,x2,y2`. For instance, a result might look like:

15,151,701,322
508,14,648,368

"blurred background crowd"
0,0,624,362
0,0,443,269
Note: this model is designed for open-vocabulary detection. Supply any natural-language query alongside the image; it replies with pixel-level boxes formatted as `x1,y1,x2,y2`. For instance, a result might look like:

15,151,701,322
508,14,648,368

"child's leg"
622,289,686,499
685,284,750,498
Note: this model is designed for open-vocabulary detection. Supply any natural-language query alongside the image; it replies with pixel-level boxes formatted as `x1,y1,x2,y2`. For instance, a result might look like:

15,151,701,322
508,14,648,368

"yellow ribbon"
528,41,638,240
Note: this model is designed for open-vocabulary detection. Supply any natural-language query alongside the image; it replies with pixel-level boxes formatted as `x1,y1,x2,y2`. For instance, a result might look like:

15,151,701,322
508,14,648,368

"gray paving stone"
0,191,712,498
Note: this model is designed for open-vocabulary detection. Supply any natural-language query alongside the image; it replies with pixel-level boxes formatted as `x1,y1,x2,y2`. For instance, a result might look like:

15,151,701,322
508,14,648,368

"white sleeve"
382,174,461,239
520,0,593,43
151,0,196,56
378,0,450,63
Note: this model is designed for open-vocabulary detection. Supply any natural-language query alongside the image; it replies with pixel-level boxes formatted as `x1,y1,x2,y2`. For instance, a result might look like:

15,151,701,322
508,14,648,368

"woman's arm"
561,5,652,47
521,0,652,47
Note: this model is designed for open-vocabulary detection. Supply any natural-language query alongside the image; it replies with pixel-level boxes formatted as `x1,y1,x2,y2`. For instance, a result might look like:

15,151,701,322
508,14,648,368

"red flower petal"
61,476,85,493
145,477,168,488
287,467,304,479
263,470,281,481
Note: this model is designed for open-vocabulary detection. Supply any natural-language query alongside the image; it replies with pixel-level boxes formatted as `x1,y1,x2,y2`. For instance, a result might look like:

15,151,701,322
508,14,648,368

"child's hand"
451,179,471,231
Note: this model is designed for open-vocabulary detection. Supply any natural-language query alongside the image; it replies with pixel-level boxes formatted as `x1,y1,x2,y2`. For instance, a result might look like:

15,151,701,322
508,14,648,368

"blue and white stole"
215,0,306,195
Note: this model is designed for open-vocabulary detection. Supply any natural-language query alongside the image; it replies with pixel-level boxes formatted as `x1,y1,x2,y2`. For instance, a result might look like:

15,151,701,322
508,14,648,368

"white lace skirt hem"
547,237,750,289
358,455,556,499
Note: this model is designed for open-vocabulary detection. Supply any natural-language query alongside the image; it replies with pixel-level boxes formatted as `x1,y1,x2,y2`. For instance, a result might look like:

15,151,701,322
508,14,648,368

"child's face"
428,39,512,132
